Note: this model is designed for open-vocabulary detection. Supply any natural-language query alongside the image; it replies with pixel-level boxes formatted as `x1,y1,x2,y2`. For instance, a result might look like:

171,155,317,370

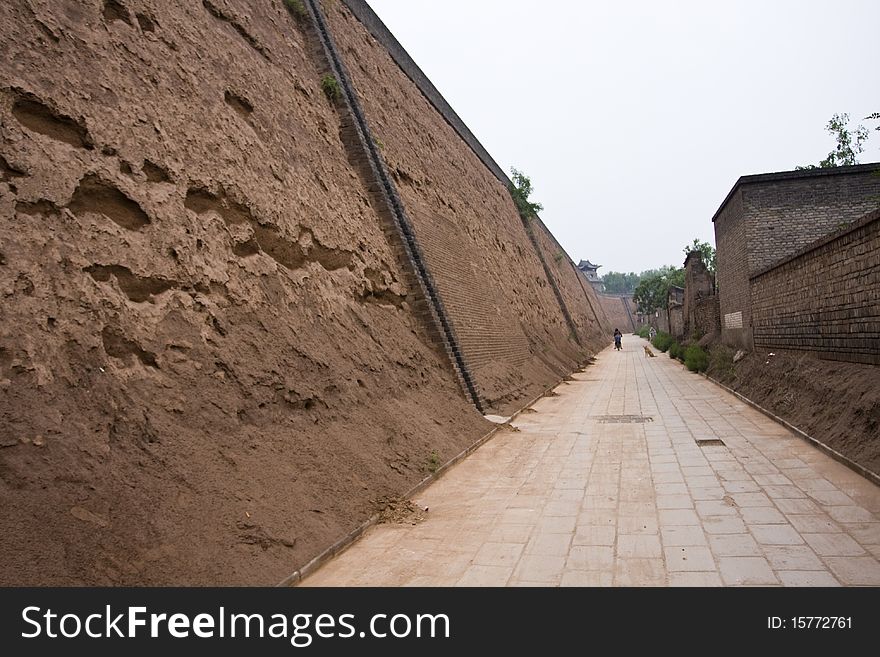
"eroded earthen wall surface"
0,0,494,585
326,2,605,413
597,294,633,335
0,0,608,585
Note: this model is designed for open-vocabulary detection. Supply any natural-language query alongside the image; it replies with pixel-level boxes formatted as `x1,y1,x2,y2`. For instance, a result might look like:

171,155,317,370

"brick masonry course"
750,209,880,364
713,164,880,349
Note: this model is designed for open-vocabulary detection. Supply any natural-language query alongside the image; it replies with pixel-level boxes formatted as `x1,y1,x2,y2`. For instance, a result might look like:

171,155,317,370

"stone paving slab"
301,337,880,586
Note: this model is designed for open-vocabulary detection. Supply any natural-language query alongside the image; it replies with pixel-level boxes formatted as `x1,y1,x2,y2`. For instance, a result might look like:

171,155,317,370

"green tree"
798,112,879,169
600,271,641,295
509,168,543,220
633,266,684,314
683,238,716,275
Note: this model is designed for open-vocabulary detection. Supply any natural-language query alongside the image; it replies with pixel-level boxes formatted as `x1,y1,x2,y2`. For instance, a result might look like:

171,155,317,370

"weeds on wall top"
425,451,440,474
283,0,308,22
321,74,341,104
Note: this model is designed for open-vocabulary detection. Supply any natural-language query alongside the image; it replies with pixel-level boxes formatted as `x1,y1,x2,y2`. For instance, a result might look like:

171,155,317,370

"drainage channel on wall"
300,0,484,413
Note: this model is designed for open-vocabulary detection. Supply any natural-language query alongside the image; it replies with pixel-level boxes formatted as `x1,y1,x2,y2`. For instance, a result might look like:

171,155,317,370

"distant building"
681,252,718,341
577,260,604,292
667,285,685,339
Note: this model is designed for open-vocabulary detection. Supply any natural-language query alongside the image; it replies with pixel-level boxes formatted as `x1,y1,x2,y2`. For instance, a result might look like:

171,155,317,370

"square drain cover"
594,415,654,424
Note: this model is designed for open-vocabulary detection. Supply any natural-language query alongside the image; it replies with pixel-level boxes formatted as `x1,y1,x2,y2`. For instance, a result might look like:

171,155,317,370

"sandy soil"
708,347,880,475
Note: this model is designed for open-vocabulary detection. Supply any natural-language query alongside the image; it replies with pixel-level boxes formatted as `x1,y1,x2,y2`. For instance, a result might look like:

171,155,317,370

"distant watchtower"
577,260,604,292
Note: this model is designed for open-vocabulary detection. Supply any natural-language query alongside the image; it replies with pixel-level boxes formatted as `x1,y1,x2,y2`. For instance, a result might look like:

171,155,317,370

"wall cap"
712,162,880,223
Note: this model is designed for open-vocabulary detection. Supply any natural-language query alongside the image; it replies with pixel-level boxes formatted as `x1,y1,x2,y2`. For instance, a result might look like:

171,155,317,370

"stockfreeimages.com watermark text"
22,606,450,647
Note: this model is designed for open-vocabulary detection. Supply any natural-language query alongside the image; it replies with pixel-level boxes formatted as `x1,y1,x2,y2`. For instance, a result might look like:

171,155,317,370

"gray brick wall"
743,169,880,274
714,188,751,348
682,253,717,339
714,165,880,349
693,297,720,341
750,210,880,365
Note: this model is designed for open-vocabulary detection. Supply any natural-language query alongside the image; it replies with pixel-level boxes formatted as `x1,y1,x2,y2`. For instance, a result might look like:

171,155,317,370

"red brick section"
750,209,880,365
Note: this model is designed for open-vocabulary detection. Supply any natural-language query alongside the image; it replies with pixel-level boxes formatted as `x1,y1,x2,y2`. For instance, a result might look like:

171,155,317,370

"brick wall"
328,4,607,412
714,188,751,348
692,297,721,341
341,0,507,183
750,209,880,365
414,210,532,372
714,166,880,349
597,294,634,334
743,168,880,274
669,305,684,338
682,253,718,339
532,220,612,346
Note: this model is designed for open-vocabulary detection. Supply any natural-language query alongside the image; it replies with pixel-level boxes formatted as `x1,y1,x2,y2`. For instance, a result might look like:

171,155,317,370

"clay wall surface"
327,2,606,413
530,219,612,347
597,294,634,334
0,0,492,585
0,0,608,584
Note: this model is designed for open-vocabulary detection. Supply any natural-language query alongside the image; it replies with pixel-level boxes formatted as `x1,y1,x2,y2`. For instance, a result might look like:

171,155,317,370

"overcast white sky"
367,0,880,274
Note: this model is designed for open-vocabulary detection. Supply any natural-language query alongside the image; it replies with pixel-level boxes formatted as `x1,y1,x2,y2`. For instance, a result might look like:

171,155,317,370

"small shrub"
373,136,384,150
652,332,674,352
636,325,651,338
668,342,682,359
553,251,564,263
707,345,736,382
284,0,308,21
320,74,341,103
425,450,440,474
684,345,709,372
509,168,543,222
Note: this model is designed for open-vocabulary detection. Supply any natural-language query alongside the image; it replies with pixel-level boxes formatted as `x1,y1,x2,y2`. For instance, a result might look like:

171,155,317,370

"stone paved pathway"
301,336,880,586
